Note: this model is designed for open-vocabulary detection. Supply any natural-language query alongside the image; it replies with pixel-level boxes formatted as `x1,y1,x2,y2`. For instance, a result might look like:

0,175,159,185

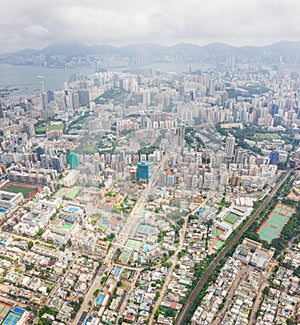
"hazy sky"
0,0,299,53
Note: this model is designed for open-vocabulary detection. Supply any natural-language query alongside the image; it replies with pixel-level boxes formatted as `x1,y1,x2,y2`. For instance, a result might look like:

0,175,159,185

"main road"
176,169,292,325
73,151,170,324
118,152,170,244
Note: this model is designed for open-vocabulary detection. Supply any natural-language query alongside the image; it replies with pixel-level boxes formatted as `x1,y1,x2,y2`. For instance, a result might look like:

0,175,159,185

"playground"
1,182,39,199
257,203,295,243
54,186,82,200
209,227,225,251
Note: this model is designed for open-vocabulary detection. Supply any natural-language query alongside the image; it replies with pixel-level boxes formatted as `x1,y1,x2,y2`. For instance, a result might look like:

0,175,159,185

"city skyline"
0,0,299,53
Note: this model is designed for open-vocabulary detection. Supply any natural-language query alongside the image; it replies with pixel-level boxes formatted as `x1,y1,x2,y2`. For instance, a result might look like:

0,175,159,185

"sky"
0,0,299,53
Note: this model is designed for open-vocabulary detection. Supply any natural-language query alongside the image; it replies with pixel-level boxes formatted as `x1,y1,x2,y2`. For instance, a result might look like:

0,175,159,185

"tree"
93,289,100,298
147,194,155,202
27,241,34,250
165,308,176,318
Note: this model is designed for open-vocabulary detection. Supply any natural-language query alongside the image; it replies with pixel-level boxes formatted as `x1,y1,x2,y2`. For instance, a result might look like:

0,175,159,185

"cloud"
0,0,299,53
23,25,54,40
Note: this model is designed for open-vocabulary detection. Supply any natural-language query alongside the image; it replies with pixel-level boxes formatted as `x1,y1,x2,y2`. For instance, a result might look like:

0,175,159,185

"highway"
176,169,291,325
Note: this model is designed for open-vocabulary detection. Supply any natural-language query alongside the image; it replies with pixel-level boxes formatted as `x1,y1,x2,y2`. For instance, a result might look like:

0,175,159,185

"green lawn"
35,124,64,134
75,144,98,154
4,184,35,198
253,133,281,141
62,223,73,230
66,186,82,200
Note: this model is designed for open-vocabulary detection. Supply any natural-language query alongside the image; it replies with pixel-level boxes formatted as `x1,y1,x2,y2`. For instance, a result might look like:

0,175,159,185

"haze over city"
0,0,300,53
0,1,300,325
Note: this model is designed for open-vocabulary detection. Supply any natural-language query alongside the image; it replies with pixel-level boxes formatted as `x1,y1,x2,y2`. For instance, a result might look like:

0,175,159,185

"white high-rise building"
225,135,235,159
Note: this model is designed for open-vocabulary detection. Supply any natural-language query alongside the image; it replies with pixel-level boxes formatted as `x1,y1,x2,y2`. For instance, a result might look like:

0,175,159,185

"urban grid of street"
1,154,289,325
0,156,291,325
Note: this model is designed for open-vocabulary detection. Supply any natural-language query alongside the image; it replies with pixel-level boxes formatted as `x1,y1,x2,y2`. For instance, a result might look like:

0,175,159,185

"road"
212,266,248,325
176,169,292,325
148,205,202,324
72,262,112,325
118,152,170,244
248,261,275,325
73,152,170,324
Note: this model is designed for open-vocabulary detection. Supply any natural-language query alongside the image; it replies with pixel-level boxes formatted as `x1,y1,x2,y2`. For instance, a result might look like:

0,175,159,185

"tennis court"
258,225,281,243
119,239,142,264
223,212,240,225
0,302,11,320
125,239,143,251
137,224,157,235
268,214,289,229
3,312,21,325
258,203,295,243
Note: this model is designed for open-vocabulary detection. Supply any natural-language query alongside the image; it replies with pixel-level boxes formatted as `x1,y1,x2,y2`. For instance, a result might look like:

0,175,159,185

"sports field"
258,203,295,243
210,237,225,250
119,251,131,264
224,212,241,225
54,186,82,200
3,312,21,325
119,239,143,264
137,224,157,235
0,302,11,320
3,183,37,198
35,124,64,133
210,227,225,250
125,239,143,251
216,228,224,237
62,223,73,229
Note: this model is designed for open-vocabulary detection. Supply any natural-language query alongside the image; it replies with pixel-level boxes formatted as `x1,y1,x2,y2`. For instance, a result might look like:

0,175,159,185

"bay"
0,64,94,96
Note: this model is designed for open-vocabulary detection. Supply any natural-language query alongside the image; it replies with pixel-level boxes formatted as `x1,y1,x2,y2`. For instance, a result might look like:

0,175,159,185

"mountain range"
1,41,300,66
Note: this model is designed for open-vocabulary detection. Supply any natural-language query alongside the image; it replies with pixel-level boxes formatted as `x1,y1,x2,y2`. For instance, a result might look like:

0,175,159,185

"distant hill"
41,42,92,56
1,40,300,67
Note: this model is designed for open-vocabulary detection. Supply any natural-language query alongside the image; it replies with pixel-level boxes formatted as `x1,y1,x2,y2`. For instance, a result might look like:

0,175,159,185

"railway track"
176,169,292,325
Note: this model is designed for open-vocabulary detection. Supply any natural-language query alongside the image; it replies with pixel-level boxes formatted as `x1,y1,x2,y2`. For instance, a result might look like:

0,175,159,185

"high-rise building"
225,135,235,159
177,124,185,147
23,121,36,138
72,92,80,109
269,151,279,165
78,90,89,106
51,156,64,172
36,147,45,161
0,103,4,118
69,153,80,170
137,162,149,182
